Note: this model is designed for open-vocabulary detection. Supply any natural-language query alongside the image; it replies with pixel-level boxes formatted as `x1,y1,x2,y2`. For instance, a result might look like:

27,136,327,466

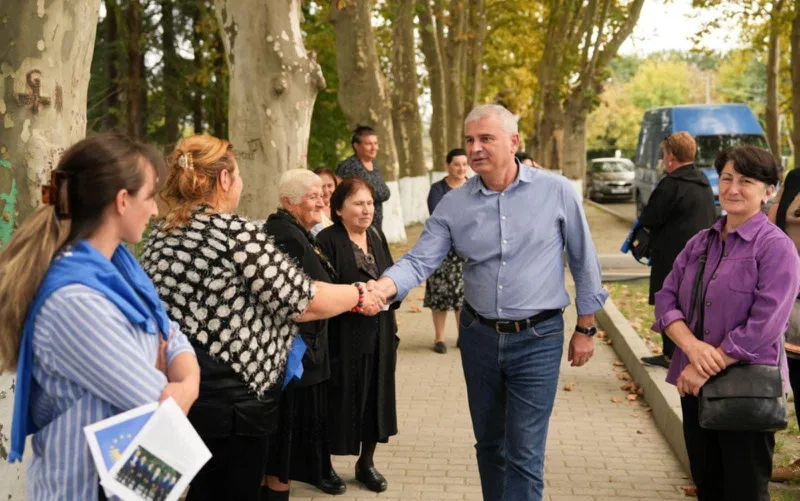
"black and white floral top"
140,207,316,400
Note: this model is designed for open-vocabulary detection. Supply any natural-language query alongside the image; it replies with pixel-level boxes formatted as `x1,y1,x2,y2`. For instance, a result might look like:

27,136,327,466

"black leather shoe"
355,464,388,493
641,354,670,369
316,468,347,495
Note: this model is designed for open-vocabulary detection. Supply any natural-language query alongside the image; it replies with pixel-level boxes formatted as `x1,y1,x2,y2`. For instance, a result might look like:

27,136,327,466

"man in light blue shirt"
375,104,608,501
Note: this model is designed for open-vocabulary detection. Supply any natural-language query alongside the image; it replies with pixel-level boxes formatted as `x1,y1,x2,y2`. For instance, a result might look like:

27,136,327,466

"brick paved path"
289,284,691,500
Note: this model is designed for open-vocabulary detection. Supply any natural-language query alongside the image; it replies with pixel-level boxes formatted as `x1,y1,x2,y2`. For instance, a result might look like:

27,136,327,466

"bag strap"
687,236,712,341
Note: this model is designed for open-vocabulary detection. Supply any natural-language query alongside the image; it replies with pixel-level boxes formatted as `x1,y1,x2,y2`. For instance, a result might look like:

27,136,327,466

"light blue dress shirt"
383,162,608,320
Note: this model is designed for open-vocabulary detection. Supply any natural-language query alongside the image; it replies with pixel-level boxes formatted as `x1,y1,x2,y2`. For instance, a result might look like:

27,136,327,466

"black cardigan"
265,211,332,387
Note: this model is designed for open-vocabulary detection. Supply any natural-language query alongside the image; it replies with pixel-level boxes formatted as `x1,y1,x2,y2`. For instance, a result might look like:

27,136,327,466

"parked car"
633,104,770,217
586,158,635,202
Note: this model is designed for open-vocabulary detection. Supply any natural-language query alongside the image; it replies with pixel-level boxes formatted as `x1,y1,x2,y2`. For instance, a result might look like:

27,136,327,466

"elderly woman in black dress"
262,169,346,499
317,178,400,493
425,149,469,354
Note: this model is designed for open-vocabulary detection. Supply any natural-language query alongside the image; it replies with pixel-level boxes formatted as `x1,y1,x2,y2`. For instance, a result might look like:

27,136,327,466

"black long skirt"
265,382,333,485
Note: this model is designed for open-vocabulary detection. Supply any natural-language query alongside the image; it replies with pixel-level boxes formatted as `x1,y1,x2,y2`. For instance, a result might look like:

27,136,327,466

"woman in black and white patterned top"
140,135,386,501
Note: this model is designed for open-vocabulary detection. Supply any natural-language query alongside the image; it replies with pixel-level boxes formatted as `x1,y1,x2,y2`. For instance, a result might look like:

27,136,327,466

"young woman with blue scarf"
0,133,201,500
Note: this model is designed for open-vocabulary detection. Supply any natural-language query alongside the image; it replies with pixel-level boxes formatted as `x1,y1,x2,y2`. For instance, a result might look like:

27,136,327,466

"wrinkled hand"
684,339,725,378
159,381,199,416
676,364,709,397
568,332,595,367
358,289,386,316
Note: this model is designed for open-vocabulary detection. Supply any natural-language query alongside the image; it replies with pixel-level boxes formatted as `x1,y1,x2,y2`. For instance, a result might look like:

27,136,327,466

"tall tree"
418,0,448,172
463,0,487,115
190,0,206,134
792,0,800,160
213,0,326,219
767,0,786,157
125,0,146,140
161,0,179,145
0,1,102,494
392,0,428,225
330,0,407,243
444,0,468,149
104,0,121,130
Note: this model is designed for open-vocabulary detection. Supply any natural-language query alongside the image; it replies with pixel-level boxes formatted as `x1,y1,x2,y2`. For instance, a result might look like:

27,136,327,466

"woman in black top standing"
335,126,392,231
317,178,400,493
262,169,347,499
425,149,469,354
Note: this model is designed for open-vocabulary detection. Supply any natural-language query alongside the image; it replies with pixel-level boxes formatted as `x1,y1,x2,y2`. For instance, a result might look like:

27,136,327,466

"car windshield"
592,161,633,173
694,134,768,167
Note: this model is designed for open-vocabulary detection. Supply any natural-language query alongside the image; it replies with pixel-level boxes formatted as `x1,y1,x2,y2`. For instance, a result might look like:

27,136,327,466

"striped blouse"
26,284,194,500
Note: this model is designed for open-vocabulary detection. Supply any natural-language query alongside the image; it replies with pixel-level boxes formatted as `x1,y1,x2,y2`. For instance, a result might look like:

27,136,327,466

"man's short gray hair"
464,104,520,135
278,169,323,207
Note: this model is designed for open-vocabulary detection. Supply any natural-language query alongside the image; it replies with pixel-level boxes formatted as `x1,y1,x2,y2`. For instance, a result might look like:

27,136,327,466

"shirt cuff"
651,309,685,334
166,323,197,366
720,335,760,363
382,268,413,302
575,288,610,316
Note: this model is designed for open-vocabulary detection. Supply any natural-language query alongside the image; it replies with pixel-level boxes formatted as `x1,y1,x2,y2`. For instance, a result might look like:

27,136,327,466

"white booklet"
84,398,211,501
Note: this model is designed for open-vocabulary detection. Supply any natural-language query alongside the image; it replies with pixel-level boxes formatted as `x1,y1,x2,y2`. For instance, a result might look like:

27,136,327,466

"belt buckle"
495,321,521,334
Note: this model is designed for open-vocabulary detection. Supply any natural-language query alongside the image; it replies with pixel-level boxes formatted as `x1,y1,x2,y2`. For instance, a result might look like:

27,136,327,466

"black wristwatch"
575,325,598,337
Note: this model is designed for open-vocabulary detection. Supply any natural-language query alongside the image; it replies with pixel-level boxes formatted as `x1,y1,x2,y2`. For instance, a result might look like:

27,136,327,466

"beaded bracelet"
351,281,366,313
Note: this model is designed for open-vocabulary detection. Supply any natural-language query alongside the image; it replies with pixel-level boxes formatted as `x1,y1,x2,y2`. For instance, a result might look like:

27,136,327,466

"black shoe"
641,354,670,369
434,341,447,354
316,469,346,495
355,464,388,493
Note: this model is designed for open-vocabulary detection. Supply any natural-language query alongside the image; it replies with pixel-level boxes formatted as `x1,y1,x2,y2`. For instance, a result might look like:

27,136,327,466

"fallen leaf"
637,387,645,396
680,486,697,497
620,381,637,392
563,382,576,392
616,372,632,381
605,338,613,345
409,305,422,313
626,393,638,401
596,330,607,339
612,361,625,367
637,430,644,434
611,396,623,403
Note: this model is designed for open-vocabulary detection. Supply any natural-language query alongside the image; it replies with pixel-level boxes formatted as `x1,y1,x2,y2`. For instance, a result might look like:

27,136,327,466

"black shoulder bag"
688,236,787,432
630,225,651,264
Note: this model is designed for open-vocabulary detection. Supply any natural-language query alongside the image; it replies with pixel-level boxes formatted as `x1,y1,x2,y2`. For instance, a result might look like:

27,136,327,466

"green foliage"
303,2,351,170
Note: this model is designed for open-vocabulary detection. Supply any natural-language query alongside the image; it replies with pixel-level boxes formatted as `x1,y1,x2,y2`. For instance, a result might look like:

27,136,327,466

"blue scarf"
9,240,170,463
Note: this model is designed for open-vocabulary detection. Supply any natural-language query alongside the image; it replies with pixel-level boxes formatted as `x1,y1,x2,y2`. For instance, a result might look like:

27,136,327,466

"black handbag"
630,225,651,264
688,237,787,432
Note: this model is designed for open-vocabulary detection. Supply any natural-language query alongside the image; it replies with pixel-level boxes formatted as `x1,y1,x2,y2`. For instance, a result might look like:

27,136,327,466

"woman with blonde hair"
1,133,200,500
140,135,385,501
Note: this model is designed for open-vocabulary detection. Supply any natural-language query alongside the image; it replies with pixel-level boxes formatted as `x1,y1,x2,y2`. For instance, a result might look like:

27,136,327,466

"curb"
585,199,637,225
595,297,690,473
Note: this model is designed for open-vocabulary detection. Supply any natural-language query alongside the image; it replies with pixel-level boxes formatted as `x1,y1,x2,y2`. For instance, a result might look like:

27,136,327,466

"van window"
636,122,651,166
592,161,633,173
694,134,769,167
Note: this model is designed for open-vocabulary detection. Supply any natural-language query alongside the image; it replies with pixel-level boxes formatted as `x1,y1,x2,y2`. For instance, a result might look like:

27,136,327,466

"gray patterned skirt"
424,249,466,311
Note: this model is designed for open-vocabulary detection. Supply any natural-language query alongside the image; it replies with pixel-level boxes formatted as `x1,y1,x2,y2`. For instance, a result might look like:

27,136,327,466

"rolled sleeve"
382,209,453,301
561,180,608,315
720,236,800,363
651,309,686,334
166,321,196,366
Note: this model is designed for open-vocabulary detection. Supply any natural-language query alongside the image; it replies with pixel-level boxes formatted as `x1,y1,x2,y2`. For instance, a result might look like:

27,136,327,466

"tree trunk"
562,102,588,196
418,0,447,173
212,30,227,139
126,0,144,140
161,0,179,145
767,0,785,159
104,0,120,130
330,0,406,243
463,0,486,115
214,0,325,220
444,0,467,150
0,1,101,495
191,0,205,134
393,0,428,225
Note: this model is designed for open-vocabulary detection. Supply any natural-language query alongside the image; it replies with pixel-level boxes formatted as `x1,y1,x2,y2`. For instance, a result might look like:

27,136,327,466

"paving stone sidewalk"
289,284,691,501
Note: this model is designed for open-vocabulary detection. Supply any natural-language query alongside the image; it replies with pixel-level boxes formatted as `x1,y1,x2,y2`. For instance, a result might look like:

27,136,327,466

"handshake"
355,277,398,316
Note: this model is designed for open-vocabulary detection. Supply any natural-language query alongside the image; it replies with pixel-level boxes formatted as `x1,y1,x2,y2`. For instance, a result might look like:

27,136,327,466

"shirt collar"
710,211,767,242
470,158,535,195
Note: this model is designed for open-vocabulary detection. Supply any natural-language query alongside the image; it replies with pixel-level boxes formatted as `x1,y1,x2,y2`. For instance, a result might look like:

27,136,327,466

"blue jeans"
459,308,564,501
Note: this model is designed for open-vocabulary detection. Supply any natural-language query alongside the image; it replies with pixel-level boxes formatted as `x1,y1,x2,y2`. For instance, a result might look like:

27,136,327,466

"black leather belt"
463,302,561,334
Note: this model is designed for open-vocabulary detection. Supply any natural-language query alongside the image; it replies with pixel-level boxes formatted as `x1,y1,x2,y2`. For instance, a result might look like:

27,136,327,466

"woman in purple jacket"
652,145,800,501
